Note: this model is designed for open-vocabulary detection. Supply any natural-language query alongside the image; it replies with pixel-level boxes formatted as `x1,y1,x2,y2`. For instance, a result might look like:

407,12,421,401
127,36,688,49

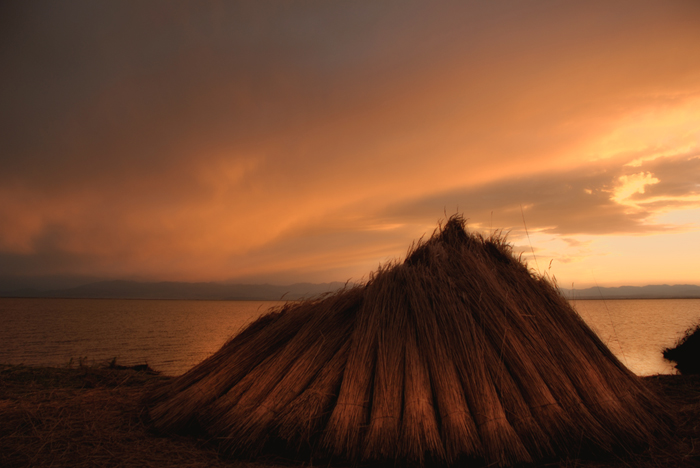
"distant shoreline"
1,280,700,301
0,280,350,302
3,295,700,301
0,295,293,302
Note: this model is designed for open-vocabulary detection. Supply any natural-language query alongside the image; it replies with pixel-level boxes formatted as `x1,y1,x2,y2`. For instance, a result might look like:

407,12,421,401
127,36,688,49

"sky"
1,1,700,289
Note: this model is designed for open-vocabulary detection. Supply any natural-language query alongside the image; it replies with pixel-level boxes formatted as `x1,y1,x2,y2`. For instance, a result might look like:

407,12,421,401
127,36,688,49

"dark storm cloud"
4,0,698,188
632,155,700,202
1,1,699,284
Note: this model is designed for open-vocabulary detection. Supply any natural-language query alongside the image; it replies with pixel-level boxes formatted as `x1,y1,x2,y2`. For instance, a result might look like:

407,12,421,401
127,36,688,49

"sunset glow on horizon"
1,1,699,290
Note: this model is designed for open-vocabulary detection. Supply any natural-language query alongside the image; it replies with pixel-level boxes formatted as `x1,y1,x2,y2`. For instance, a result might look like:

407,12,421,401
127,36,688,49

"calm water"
0,297,698,376
571,299,699,375
0,298,286,376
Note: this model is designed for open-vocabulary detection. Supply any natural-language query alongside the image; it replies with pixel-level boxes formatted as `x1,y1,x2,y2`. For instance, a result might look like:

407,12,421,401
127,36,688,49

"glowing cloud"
1,2,699,289
612,172,660,207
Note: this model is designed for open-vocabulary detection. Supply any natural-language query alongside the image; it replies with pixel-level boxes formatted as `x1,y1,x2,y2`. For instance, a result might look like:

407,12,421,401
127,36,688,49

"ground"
1,364,698,468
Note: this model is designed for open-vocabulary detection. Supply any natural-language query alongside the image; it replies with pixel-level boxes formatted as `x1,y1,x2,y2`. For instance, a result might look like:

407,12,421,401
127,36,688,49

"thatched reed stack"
147,215,669,466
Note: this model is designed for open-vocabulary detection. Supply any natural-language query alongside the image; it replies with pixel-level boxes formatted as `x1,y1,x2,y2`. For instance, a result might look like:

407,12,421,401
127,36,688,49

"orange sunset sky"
1,1,699,290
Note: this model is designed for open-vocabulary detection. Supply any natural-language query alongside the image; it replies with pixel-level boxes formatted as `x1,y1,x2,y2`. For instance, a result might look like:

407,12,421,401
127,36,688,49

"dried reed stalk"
362,267,407,460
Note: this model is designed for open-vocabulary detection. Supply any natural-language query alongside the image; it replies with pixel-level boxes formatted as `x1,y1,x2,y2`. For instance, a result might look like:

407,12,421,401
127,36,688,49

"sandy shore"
1,364,698,468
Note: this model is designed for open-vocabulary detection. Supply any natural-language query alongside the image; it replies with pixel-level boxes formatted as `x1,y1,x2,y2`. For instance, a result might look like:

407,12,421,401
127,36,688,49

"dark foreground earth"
1,363,698,468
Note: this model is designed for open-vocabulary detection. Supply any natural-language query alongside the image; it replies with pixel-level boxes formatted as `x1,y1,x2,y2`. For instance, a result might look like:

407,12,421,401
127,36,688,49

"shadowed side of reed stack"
146,214,671,466
485,236,671,446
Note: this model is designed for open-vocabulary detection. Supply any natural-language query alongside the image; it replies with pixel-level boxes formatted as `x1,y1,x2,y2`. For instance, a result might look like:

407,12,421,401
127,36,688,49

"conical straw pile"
147,215,669,466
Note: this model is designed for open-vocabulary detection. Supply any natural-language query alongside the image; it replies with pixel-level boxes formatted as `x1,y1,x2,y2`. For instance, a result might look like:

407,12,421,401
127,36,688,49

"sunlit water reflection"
1,297,698,376
571,298,699,375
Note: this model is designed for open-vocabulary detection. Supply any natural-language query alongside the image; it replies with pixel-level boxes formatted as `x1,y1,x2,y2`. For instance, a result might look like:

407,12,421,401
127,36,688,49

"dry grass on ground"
0,364,252,468
1,364,699,468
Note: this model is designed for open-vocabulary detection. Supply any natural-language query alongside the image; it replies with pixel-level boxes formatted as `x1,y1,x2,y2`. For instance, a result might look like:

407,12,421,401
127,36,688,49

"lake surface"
0,297,698,376
0,298,286,376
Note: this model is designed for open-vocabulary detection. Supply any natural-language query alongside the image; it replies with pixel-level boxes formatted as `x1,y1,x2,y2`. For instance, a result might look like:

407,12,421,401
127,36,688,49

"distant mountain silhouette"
1,280,699,301
561,284,700,300
0,280,349,301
